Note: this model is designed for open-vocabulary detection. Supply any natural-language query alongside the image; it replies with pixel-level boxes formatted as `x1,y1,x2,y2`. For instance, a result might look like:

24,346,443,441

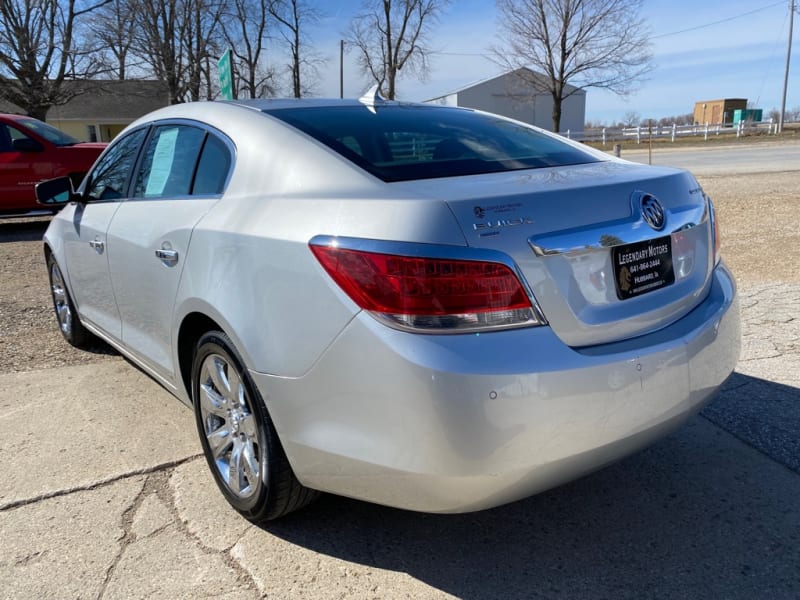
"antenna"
358,85,387,113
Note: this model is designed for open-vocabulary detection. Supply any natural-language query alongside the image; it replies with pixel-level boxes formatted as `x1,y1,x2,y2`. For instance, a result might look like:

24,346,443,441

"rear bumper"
253,262,740,513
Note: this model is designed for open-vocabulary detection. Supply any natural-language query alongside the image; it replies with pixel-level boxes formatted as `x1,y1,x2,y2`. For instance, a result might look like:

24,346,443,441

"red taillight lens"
310,244,540,332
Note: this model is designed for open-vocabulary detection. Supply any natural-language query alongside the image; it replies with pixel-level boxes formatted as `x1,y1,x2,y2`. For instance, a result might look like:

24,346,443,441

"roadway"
620,139,800,175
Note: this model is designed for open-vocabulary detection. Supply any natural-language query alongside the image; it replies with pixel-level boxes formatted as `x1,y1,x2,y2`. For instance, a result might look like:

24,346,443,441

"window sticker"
145,127,179,196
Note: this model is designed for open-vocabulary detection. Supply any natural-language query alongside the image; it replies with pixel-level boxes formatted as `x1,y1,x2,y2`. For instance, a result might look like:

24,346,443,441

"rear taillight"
309,241,543,332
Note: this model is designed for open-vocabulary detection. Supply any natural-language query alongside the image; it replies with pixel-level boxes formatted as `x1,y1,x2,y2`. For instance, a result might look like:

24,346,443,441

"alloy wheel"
50,262,72,336
198,353,261,499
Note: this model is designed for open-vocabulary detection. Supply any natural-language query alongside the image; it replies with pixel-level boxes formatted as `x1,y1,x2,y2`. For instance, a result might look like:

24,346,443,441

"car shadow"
78,338,119,358
703,371,800,473
0,217,50,242
260,373,800,599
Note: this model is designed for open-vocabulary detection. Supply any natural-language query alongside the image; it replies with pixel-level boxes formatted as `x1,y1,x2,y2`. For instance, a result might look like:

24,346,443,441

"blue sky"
304,0,797,125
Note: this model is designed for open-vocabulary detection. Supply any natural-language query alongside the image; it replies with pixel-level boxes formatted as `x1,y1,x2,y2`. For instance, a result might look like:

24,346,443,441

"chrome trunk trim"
529,190,709,257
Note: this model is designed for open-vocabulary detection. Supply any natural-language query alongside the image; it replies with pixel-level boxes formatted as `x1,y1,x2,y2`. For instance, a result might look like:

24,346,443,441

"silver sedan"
37,95,740,521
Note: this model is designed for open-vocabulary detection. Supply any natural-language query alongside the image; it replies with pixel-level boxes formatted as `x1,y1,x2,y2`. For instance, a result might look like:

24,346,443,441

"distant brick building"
693,99,747,125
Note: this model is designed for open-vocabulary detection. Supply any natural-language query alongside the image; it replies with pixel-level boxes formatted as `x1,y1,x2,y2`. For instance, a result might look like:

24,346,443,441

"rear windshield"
268,104,599,182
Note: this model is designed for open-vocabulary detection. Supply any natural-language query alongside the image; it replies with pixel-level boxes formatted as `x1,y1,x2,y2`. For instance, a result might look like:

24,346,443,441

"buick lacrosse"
38,93,740,521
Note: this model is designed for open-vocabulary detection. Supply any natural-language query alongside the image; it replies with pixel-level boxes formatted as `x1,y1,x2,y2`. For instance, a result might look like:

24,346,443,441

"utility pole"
779,0,795,133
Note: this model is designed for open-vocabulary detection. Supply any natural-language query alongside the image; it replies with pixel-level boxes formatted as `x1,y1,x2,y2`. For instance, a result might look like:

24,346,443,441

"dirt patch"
698,172,799,285
0,218,117,373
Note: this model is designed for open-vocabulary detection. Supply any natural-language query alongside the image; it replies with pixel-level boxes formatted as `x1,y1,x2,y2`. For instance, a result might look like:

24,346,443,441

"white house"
425,68,586,134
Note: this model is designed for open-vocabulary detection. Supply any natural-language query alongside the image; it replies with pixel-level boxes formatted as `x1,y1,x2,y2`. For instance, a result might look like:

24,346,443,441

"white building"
425,68,586,134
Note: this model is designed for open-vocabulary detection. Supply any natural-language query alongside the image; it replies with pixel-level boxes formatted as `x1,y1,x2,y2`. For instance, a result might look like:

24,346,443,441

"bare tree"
622,110,640,128
184,0,226,100
494,0,653,132
132,0,225,103
0,0,111,120
131,0,185,103
345,0,450,100
221,0,277,99
87,0,139,79
270,0,325,98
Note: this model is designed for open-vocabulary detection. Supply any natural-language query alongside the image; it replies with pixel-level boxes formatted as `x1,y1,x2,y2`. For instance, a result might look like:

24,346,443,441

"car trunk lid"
395,160,714,347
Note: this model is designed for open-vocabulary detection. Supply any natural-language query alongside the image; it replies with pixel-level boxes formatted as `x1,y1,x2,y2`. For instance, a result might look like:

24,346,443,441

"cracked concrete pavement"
1,143,799,598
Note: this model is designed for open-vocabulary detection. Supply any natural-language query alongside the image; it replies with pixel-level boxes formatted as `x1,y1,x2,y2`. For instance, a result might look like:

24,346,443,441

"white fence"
561,120,779,144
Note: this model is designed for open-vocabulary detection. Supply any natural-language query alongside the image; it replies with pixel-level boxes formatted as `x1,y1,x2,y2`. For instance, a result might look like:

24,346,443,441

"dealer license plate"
612,236,675,300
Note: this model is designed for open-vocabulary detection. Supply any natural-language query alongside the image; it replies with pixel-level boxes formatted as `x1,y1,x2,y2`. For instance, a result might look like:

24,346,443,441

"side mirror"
36,176,81,206
12,138,44,152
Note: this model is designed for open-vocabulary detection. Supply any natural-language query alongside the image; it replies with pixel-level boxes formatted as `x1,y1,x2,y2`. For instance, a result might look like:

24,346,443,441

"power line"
651,1,786,39
431,51,492,57
431,1,789,56
752,3,791,108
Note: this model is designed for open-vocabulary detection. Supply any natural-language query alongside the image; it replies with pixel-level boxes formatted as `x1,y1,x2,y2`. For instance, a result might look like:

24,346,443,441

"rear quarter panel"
170,104,468,378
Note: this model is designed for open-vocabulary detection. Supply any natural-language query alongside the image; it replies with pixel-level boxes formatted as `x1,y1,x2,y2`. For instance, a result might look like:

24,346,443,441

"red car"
0,113,106,215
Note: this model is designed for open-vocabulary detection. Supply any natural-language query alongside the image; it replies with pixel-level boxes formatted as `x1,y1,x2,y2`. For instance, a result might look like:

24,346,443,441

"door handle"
155,248,179,266
89,238,104,254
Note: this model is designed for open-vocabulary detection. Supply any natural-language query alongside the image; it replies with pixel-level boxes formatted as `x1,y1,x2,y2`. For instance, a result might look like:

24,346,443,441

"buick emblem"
641,194,665,231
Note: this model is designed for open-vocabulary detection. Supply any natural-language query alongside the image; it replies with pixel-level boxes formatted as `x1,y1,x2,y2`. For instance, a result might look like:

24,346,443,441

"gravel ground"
1,170,797,374
0,218,117,373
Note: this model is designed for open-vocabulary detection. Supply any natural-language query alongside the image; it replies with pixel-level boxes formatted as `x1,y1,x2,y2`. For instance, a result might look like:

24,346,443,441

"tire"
47,253,92,348
191,331,318,522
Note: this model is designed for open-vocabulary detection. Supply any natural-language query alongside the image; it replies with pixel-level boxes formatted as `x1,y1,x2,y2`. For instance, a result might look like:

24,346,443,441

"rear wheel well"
178,312,222,403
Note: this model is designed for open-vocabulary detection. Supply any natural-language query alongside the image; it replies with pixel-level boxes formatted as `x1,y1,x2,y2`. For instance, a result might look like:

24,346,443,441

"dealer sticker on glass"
612,235,675,300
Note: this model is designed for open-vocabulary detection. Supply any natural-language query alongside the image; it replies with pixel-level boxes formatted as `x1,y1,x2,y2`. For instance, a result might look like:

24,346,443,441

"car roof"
225,97,427,113
125,97,449,132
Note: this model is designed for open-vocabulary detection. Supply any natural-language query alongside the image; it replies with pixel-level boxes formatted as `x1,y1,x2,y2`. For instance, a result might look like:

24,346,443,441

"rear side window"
193,134,231,195
269,105,598,182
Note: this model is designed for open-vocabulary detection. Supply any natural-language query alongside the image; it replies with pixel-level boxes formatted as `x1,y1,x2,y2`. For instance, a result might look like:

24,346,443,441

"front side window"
269,104,600,182
6,124,31,142
0,124,13,152
85,128,147,201
4,122,41,151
